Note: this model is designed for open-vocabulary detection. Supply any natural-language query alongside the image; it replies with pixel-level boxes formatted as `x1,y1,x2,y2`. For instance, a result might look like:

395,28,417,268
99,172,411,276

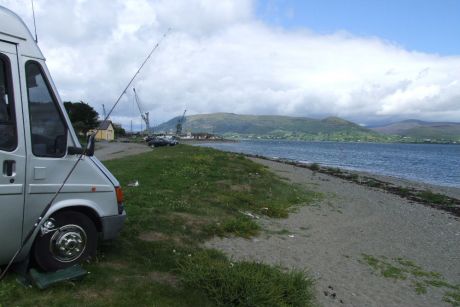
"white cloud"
1,0,459,129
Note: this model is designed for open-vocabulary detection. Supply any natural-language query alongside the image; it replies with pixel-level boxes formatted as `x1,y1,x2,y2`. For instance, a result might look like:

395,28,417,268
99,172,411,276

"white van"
0,6,126,271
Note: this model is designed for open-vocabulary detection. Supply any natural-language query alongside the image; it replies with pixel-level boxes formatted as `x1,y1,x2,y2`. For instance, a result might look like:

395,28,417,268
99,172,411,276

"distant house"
92,120,115,141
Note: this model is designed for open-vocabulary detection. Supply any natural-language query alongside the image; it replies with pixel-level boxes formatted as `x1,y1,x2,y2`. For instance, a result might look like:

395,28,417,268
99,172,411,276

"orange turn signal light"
115,186,124,205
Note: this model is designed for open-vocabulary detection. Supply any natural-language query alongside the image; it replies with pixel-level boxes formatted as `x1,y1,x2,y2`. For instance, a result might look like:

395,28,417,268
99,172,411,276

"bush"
180,251,315,307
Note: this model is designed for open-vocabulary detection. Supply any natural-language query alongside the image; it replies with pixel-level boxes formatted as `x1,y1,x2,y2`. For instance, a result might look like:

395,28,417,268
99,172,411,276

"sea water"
196,140,460,187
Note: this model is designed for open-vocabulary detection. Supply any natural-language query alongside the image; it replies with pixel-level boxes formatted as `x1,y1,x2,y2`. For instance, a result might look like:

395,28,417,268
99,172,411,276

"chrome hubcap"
50,224,87,263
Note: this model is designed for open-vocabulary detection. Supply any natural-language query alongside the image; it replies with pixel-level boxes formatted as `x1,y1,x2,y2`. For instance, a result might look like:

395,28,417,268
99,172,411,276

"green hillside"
156,113,383,142
371,120,460,142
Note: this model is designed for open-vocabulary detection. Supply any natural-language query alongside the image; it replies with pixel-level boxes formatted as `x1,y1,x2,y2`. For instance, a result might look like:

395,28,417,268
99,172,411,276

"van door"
0,41,26,264
21,60,75,233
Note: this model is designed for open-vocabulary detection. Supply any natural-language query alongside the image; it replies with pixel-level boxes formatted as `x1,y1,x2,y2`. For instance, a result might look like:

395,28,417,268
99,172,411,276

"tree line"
64,101,125,137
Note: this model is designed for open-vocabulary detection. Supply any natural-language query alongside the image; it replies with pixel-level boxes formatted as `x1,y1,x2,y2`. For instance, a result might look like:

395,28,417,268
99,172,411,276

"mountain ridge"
370,119,460,140
155,113,460,143
156,113,379,142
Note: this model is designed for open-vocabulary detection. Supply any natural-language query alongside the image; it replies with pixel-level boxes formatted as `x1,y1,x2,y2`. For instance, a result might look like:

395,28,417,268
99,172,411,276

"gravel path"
95,141,151,161
206,158,460,307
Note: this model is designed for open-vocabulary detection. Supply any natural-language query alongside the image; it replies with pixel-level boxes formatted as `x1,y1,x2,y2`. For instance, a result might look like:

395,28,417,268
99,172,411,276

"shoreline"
192,140,459,189
180,138,238,143
249,153,459,194
194,138,460,145
244,153,460,218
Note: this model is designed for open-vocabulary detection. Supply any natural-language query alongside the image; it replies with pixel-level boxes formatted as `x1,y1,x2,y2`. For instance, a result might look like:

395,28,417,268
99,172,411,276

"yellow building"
93,120,115,141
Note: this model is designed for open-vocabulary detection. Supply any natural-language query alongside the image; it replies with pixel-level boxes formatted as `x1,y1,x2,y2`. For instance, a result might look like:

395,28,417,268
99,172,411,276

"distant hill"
370,120,460,141
156,113,381,141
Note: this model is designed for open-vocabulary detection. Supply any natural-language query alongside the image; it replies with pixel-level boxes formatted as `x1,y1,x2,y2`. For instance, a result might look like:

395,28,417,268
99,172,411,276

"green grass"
349,173,359,181
205,216,260,238
0,145,316,306
361,254,406,280
325,167,342,175
179,251,314,307
361,255,459,306
413,281,427,294
444,289,460,307
417,190,454,206
395,187,411,197
309,163,320,171
365,179,382,188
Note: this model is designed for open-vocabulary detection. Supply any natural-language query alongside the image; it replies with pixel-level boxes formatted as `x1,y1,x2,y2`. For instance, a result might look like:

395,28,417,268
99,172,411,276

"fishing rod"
0,28,171,281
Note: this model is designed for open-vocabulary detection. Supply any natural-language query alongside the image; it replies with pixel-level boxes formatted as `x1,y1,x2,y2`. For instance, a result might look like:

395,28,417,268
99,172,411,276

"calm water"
196,140,460,187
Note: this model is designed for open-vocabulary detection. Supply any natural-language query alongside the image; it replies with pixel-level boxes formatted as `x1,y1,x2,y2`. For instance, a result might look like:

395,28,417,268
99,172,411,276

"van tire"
33,211,97,272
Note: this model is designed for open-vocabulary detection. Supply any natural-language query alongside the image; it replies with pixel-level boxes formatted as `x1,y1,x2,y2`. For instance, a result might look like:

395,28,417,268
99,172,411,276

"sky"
257,0,460,55
0,0,459,130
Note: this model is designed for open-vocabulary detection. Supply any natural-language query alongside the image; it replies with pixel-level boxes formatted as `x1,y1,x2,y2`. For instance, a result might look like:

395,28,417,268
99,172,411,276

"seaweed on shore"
246,154,460,218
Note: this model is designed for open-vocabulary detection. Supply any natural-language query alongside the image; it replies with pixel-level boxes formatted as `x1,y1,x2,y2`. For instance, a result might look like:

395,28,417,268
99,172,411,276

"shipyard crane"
133,87,151,134
176,109,187,136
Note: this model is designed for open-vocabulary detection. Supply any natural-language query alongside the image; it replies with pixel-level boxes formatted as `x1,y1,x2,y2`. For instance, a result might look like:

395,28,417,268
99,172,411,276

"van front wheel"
33,211,97,272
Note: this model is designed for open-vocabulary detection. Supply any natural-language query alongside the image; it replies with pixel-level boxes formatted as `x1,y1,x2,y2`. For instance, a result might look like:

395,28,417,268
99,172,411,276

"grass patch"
105,145,316,239
264,228,292,236
325,167,342,175
417,190,454,206
361,255,459,306
413,281,427,294
444,289,460,307
0,145,317,306
365,179,382,188
349,173,359,181
179,251,315,307
361,254,406,280
395,187,411,197
274,228,291,235
309,163,320,171
205,216,260,238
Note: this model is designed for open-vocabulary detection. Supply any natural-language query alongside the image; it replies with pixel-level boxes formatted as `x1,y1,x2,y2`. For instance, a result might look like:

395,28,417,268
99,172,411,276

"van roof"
0,5,44,59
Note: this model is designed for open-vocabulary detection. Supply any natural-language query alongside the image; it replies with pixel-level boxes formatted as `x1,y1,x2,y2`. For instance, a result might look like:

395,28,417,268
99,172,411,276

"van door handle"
3,160,15,177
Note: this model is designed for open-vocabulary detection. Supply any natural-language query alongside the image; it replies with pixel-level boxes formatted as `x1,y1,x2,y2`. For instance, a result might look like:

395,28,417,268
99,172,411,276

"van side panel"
0,41,26,264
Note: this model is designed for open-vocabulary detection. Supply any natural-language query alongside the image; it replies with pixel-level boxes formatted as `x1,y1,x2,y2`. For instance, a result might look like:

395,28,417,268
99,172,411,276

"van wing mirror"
67,146,84,155
86,134,95,157
67,134,95,156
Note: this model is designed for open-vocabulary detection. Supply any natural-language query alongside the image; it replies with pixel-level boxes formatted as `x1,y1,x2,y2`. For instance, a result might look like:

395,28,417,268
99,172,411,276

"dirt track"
95,141,151,161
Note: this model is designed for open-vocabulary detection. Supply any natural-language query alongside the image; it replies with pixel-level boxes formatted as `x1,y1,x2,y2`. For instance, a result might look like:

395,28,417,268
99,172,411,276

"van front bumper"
101,210,126,240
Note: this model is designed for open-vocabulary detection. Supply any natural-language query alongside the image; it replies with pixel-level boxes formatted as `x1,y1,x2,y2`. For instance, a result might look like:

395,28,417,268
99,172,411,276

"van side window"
0,55,17,151
26,62,67,157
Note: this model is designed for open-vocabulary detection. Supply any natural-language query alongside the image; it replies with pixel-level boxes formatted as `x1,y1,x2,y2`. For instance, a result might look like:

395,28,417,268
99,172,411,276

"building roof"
0,6,45,59
98,120,113,130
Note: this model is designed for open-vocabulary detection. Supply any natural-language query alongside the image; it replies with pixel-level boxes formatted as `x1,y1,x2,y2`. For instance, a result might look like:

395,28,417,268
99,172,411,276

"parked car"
163,135,179,145
148,136,177,147
0,6,126,272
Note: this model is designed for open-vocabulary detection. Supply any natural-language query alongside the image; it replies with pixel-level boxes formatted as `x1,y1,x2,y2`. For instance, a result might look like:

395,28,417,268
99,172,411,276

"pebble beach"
206,157,460,307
